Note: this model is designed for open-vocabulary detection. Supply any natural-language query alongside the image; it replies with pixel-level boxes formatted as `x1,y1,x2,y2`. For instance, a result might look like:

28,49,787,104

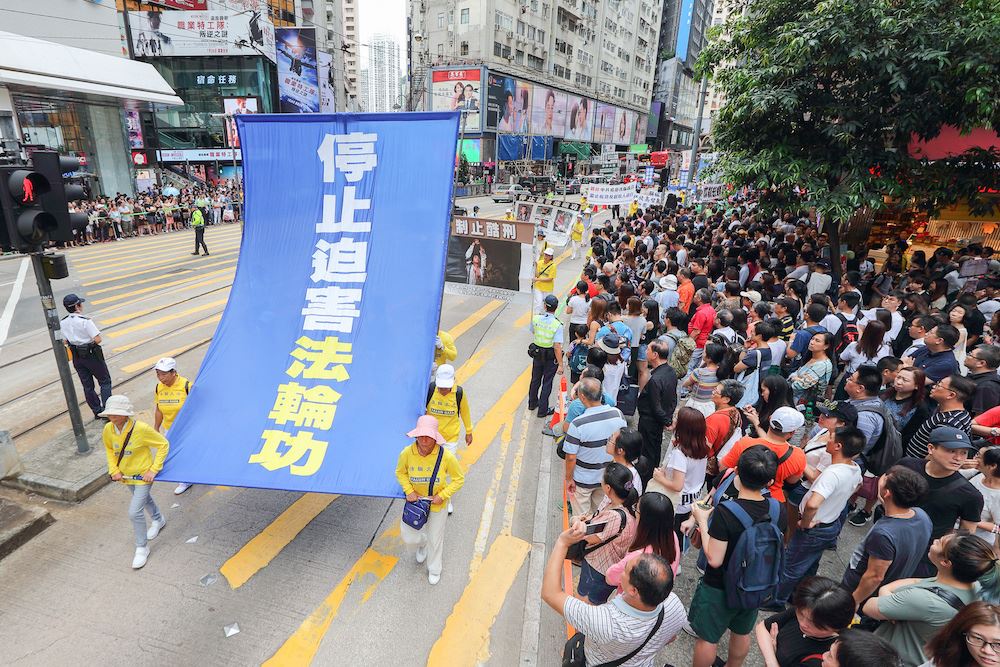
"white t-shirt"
666,447,708,513
603,361,627,401
839,341,892,374
970,474,1000,546
567,294,591,325
800,428,832,490
767,340,787,363
801,462,862,524
807,272,832,296
859,308,904,340
59,314,101,346
821,313,842,336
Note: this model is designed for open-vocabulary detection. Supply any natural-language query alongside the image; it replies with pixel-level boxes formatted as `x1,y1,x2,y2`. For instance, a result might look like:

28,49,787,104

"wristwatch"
991,427,1000,438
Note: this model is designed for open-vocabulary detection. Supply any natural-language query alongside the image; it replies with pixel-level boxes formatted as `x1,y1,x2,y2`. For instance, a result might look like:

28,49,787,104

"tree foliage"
699,0,1000,221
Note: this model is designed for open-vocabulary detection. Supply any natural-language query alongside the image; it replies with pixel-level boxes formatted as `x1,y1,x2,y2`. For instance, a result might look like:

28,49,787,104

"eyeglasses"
965,633,1000,653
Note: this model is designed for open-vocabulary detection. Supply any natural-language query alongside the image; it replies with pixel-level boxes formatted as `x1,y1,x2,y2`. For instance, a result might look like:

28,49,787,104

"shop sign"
195,73,239,85
156,148,242,162
132,150,149,166
129,9,276,63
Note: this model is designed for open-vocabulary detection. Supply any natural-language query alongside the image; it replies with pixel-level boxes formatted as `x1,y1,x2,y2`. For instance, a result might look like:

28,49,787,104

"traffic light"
0,151,87,252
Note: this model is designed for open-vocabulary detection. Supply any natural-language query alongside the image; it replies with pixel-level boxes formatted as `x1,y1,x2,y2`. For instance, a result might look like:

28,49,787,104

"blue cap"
543,294,559,309
63,294,84,309
929,426,975,450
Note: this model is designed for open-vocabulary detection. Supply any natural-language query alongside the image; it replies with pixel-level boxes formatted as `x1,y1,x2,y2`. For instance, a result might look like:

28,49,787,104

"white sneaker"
174,483,192,495
428,572,441,585
416,545,427,564
447,500,454,515
132,546,150,569
146,518,165,541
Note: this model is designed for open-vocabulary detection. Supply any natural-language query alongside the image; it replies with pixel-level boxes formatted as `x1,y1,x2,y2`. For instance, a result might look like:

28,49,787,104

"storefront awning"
558,141,591,158
0,31,182,106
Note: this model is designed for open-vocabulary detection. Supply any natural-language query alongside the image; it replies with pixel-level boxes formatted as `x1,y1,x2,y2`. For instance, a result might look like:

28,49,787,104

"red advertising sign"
151,0,208,9
430,68,482,133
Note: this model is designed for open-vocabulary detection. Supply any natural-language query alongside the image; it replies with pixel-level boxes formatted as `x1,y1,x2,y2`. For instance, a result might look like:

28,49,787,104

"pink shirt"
604,535,681,592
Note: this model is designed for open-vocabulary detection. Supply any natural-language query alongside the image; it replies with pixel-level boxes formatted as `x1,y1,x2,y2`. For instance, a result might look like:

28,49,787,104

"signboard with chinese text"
158,111,461,495
446,216,531,292
431,68,483,133
129,8,276,62
157,148,241,161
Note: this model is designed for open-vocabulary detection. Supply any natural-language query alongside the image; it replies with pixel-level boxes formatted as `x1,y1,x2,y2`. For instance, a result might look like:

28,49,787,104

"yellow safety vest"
532,314,560,348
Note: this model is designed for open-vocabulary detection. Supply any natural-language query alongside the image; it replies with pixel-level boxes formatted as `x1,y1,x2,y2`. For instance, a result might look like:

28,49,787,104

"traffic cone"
549,375,568,429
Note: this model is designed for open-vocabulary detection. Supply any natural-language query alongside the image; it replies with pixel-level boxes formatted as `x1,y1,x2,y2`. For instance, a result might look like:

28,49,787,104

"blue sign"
675,0,695,62
158,112,460,496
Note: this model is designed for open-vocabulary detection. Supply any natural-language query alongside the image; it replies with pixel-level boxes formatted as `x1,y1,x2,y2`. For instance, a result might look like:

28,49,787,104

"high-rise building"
341,0,361,109
407,0,661,165
704,0,736,126
357,68,369,112
366,34,401,112
651,0,713,161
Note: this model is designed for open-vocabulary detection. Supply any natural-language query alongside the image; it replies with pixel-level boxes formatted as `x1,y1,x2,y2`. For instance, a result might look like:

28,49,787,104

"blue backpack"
719,498,785,609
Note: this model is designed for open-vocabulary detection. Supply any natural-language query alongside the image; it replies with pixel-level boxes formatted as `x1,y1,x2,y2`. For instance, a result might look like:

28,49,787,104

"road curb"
1,421,110,502
0,498,53,561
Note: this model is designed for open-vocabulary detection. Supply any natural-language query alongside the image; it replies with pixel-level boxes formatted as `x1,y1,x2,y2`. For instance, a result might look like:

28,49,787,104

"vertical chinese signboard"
158,112,460,495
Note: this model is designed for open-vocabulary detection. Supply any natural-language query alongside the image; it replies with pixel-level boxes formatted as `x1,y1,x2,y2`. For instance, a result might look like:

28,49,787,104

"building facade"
408,0,662,167
366,34,402,112
341,0,361,110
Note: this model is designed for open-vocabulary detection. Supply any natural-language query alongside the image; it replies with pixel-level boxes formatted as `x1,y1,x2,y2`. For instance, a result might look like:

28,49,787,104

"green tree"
700,0,1000,265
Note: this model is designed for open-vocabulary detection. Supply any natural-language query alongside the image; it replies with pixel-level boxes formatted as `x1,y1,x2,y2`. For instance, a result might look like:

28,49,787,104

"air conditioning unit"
506,31,514,39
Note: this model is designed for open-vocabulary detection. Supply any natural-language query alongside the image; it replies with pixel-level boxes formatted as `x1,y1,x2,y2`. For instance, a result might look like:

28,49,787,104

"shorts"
785,481,808,506
688,580,758,643
578,558,616,605
857,473,879,500
637,343,648,361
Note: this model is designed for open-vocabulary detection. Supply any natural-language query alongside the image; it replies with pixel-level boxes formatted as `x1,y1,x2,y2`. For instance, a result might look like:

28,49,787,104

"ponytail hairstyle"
629,492,677,566
575,280,591,302
940,531,1000,602
982,446,1000,479
603,462,639,513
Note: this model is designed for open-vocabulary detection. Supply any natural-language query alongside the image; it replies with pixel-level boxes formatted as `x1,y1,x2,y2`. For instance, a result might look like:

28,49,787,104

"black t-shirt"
764,609,833,667
897,457,984,539
692,274,711,292
967,308,987,339
704,497,788,589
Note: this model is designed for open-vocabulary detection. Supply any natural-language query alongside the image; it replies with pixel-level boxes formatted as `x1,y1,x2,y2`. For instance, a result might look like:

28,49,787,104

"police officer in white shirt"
59,294,112,419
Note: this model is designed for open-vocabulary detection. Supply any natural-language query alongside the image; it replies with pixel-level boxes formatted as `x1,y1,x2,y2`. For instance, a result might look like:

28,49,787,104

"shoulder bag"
401,447,445,530
113,424,135,475
562,605,665,667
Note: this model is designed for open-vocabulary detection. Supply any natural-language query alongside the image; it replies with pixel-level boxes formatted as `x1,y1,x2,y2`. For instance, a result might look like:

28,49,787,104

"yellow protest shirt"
155,374,191,432
434,330,457,366
395,444,465,511
628,202,639,216
426,388,472,443
571,220,584,242
535,258,556,292
103,419,169,485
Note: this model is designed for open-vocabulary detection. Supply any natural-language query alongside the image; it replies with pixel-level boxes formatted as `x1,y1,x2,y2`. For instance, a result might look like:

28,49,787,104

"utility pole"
121,1,136,59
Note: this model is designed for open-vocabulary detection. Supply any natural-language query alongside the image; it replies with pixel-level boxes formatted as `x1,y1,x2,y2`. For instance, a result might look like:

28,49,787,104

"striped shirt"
563,405,628,488
563,593,688,667
906,408,973,458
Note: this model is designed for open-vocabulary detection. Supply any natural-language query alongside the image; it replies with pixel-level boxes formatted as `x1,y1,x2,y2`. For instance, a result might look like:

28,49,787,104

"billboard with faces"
531,85,567,137
564,93,595,142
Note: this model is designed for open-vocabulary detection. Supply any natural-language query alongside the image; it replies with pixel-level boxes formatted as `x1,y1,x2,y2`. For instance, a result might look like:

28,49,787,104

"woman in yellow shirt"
101,394,169,570
396,415,465,585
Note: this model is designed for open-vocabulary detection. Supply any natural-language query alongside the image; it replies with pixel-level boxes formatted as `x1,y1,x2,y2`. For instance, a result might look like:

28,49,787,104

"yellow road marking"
68,227,242,262
460,366,532,469
95,274,234,314
73,232,242,270
100,285,231,326
468,418,513,578
86,257,237,298
112,313,222,353
500,406,531,536
106,297,229,339
426,534,531,667
220,493,340,589
82,249,239,287
262,534,399,667
454,343,496,384
120,336,213,374
447,299,503,339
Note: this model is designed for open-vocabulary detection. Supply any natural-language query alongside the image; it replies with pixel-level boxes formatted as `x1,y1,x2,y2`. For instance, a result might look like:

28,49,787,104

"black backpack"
835,313,860,358
426,384,464,409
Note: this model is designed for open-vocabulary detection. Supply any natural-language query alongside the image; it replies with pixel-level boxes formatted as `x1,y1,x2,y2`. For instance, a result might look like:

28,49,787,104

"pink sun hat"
407,415,445,444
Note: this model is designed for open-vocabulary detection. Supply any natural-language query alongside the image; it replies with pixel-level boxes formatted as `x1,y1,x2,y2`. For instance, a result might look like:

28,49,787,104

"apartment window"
527,53,544,70
542,3,550,18
502,44,512,58
460,41,469,55
461,8,469,24
438,12,445,28
448,9,454,24
515,49,525,64
438,43,444,55
537,29,545,43
531,0,539,10
527,25,535,39
495,10,513,31
517,20,526,35
327,29,334,40
494,41,503,56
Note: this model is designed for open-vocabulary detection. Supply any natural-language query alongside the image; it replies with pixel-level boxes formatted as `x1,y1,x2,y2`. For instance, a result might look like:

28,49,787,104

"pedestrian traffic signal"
0,151,87,252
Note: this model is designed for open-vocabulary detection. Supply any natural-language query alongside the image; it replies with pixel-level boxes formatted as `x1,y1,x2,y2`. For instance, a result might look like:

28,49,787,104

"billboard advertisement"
564,94,594,142
431,68,483,133
317,50,336,112
222,96,259,148
486,72,513,130
594,102,617,144
130,8,275,62
634,113,648,144
276,27,320,113
531,85,567,137
613,108,635,145
647,101,662,138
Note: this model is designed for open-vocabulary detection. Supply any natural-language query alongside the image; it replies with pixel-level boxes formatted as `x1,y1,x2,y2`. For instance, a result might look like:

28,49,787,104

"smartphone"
585,521,609,535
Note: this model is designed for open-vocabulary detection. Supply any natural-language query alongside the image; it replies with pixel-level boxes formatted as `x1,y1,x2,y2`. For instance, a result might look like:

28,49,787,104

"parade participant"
425,364,472,515
59,294,112,420
533,247,557,314
528,294,564,419
100,395,169,569
191,205,209,255
151,357,193,494
396,415,465,585
433,329,457,371
570,215,585,259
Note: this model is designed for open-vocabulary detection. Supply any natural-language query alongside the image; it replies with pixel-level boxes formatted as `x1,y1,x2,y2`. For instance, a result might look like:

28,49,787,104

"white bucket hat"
99,395,135,417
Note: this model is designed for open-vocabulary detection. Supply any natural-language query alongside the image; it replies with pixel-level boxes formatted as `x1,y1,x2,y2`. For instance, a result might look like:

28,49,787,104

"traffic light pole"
30,252,90,454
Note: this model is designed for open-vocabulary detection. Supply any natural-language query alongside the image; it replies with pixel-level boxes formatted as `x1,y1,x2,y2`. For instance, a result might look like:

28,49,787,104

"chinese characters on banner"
157,112,461,495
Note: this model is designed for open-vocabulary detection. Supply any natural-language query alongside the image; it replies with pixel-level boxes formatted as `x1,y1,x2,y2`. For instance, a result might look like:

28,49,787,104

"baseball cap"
660,275,678,290
740,290,762,304
536,228,547,237
769,406,805,433
543,294,559,309
63,293,85,309
435,364,456,389
928,426,975,450
815,400,858,425
598,333,624,355
544,247,555,256
154,357,177,372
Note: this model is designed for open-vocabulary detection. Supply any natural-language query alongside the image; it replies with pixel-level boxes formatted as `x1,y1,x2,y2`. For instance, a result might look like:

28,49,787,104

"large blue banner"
158,112,460,496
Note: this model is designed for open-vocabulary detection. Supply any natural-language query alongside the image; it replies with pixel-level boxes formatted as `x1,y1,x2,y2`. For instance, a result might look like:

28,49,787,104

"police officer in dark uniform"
528,294,564,419
59,294,112,419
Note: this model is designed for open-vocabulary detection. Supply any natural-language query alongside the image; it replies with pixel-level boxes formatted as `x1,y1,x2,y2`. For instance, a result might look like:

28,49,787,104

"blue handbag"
401,447,445,530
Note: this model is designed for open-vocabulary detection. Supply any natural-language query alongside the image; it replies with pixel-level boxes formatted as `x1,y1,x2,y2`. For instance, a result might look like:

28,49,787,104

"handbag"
401,447,445,531
562,605,665,667
565,508,627,564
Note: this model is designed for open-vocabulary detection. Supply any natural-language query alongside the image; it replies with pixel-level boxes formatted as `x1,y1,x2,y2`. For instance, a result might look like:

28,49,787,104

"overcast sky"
358,0,406,67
